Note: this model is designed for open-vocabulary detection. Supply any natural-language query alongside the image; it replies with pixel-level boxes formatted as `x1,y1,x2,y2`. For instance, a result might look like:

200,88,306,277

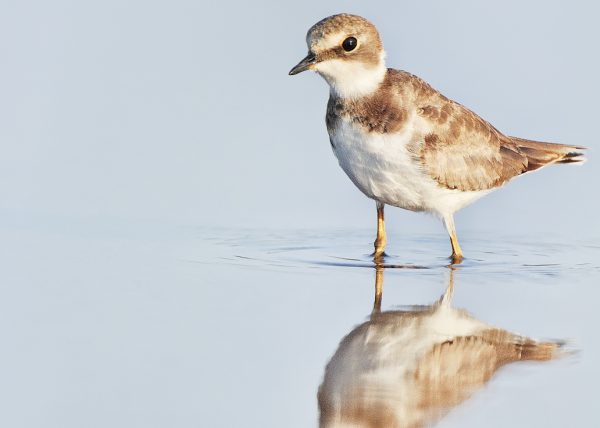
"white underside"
330,113,491,216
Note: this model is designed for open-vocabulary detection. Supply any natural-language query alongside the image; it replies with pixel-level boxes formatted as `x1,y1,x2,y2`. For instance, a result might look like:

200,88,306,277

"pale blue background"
1,1,599,427
2,0,598,236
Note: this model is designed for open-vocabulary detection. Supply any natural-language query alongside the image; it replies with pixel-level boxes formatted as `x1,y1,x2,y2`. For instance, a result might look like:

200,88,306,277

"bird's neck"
318,60,387,100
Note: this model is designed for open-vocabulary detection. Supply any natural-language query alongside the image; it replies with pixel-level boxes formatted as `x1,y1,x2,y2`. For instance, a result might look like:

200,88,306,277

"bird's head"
289,14,387,99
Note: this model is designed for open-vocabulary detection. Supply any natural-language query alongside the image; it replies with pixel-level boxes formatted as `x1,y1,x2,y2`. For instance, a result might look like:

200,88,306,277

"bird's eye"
342,36,358,52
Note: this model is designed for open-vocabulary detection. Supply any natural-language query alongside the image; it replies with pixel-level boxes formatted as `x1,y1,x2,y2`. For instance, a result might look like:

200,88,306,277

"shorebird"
318,269,562,427
289,14,585,262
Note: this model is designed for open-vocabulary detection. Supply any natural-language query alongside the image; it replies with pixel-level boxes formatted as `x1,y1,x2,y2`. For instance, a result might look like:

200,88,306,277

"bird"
289,14,586,263
318,268,563,427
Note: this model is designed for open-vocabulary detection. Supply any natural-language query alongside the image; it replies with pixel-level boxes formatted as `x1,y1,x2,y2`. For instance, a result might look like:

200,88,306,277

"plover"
289,14,586,262
318,269,561,427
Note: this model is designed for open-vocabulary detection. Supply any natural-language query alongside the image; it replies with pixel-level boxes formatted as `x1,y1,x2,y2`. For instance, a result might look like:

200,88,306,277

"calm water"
1,221,599,427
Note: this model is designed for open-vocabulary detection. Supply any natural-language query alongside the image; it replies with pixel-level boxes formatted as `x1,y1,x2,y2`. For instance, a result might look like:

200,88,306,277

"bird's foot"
449,252,464,265
373,238,387,254
371,249,387,266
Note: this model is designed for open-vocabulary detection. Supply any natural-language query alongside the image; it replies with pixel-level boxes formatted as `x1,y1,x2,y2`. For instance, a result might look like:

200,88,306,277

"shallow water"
1,221,599,427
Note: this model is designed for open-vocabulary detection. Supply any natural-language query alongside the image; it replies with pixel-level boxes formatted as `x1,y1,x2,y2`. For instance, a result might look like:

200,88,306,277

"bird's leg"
439,267,455,307
372,265,384,315
443,214,463,264
373,202,387,260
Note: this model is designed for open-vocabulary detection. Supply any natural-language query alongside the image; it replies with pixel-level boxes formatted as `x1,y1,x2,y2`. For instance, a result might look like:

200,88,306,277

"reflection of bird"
318,269,562,428
289,14,585,262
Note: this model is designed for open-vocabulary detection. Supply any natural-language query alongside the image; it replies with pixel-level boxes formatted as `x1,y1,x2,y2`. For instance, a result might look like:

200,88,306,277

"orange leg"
443,214,463,264
372,266,384,314
373,202,387,259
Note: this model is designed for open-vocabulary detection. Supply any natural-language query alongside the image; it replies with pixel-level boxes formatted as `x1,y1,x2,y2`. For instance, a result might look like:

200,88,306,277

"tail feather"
510,137,587,172
517,339,562,362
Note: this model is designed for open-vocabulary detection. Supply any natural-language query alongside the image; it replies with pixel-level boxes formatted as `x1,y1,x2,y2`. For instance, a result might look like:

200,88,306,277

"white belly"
329,118,489,215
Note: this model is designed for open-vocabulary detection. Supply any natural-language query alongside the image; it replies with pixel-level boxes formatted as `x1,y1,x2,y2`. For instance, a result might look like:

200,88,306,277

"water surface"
0,222,598,427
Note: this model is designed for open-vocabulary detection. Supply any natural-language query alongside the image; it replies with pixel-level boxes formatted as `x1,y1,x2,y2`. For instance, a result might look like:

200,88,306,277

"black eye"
342,36,357,52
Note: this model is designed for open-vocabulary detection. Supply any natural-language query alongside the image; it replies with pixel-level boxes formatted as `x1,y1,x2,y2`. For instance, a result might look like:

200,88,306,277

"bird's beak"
289,52,317,75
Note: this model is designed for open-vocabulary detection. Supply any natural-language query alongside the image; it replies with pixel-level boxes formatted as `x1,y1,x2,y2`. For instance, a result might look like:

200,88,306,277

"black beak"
289,52,317,75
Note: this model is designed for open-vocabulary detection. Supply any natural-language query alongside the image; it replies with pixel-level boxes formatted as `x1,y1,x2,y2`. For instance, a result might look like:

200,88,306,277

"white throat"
316,53,387,99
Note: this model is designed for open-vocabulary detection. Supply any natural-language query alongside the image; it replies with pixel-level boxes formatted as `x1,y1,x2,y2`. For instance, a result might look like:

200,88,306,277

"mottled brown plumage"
326,68,585,192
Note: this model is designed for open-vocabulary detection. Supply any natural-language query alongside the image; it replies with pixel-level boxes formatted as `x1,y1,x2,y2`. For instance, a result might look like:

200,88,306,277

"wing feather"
417,99,528,191
389,71,529,191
